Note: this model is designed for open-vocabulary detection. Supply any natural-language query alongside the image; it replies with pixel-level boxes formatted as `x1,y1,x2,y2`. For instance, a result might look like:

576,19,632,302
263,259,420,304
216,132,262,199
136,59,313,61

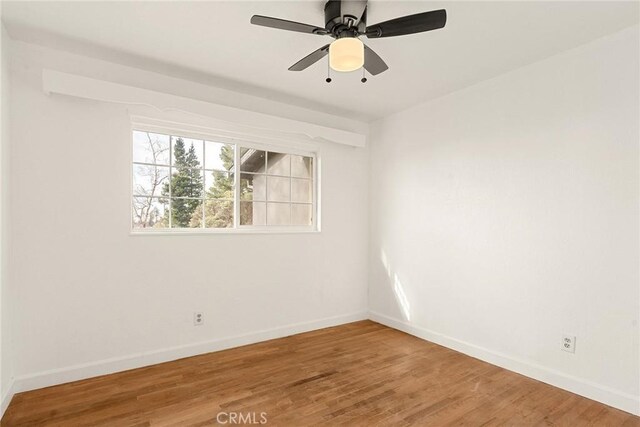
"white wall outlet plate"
562,335,576,353
194,312,204,326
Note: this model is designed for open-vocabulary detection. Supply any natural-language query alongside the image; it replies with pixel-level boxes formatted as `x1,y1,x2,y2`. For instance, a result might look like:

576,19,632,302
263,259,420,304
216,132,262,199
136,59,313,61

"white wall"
7,40,369,390
0,22,13,412
369,26,640,414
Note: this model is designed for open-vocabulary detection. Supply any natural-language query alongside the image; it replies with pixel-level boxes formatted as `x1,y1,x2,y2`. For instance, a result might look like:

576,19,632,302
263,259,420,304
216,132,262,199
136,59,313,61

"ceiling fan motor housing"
324,0,367,38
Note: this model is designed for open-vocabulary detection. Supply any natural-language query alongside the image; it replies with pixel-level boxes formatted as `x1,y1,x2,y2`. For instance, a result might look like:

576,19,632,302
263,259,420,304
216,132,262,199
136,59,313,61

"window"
132,130,317,232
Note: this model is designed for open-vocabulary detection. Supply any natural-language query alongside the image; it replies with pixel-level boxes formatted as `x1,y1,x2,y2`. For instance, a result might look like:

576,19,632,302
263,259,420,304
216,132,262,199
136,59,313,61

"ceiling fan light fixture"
329,37,364,72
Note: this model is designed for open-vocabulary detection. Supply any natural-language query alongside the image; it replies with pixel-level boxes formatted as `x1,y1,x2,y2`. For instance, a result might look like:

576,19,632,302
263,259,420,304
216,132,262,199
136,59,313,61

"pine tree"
162,138,203,227
190,145,237,228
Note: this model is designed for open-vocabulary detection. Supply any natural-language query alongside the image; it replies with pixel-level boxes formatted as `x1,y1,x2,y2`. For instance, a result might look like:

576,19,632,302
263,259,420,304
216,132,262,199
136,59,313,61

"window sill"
130,228,320,236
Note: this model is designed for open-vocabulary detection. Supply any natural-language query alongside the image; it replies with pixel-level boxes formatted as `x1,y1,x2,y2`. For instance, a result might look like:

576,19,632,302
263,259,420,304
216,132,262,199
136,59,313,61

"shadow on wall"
380,249,411,321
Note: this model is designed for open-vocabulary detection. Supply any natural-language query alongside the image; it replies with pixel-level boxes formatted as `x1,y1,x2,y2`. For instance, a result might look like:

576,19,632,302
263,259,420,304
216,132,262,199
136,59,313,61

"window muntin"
132,130,316,231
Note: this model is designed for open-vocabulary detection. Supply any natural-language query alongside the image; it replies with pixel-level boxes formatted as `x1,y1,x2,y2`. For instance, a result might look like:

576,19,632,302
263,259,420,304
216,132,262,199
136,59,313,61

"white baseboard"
12,311,368,396
1,378,15,418
369,311,640,416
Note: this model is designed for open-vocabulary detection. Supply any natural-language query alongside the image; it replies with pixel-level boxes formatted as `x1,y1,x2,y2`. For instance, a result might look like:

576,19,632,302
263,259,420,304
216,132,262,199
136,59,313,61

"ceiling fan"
250,0,446,80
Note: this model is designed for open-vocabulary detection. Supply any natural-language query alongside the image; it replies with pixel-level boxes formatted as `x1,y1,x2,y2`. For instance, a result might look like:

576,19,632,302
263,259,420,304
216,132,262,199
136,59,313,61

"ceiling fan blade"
340,0,368,24
289,44,331,71
364,45,388,75
366,9,446,38
251,15,328,35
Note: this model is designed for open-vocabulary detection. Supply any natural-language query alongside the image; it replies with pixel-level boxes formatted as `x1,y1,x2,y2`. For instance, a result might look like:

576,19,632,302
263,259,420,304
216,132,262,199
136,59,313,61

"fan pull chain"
361,67,367,83
326,59,332,83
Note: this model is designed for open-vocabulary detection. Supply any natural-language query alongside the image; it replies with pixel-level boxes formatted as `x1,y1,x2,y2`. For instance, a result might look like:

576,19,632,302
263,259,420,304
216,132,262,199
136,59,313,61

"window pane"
132,197,169,229
240,148,266,173
291,203,312,226
267,176,290,202
267,203,290,226
132,130,316,231
133,131,170,165
267,152,290,176
291,155,313,178
205,171,234,199
172,137,203,168
240,201,266,226
170,198,202,228
291,178,312,203
240,173,266,201
205,141,234,171
170,168,204,199
133,164,169,196
203,199,234,228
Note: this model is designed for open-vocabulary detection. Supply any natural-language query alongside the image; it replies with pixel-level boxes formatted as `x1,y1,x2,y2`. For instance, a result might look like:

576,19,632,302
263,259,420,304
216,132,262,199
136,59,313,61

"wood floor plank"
2,321,638,426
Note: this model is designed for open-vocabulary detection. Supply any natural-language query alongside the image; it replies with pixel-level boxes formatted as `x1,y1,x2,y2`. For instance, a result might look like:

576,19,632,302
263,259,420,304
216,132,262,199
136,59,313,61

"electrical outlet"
194,312,204,326
562,335,576,353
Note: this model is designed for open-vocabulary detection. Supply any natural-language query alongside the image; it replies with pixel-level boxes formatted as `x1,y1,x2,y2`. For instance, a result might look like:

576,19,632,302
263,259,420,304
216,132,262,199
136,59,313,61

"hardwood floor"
3,321,639,426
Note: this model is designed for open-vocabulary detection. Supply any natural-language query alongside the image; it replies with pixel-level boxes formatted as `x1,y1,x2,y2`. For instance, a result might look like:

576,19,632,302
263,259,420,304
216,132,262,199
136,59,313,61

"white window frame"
130,123,320,235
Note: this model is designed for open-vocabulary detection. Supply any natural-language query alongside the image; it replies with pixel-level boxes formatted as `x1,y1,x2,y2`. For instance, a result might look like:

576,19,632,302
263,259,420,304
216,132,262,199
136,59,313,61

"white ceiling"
2,1,639,121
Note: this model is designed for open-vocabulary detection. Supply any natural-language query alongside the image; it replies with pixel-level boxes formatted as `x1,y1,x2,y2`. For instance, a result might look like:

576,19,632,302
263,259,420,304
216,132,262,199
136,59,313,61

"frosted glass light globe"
329,38,364,72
